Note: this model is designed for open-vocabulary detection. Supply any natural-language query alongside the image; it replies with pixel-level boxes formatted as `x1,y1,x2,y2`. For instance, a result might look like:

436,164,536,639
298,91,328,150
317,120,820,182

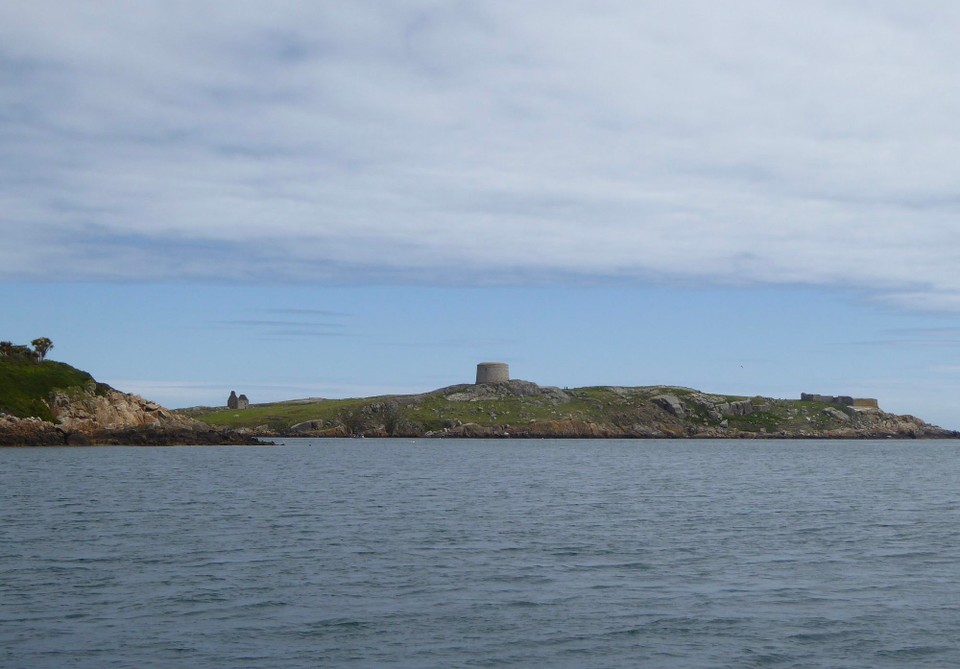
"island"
186,363,958,441
3,350,956,446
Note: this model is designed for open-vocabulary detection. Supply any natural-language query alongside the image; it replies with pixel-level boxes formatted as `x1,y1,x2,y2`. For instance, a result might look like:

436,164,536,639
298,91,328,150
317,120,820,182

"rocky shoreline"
4,377,956,446
0,387,263,447
207,380,958,441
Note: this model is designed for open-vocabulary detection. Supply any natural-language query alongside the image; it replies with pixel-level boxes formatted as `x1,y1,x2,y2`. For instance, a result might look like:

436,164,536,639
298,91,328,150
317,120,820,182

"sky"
2,1,960,428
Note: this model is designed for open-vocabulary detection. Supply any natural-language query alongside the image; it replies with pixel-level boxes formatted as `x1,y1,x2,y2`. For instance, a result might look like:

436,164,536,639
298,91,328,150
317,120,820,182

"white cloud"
3,1,960,308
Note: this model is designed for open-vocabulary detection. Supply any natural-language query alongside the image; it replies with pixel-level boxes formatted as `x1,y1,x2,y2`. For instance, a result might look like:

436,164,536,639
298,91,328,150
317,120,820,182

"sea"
2,438,960,668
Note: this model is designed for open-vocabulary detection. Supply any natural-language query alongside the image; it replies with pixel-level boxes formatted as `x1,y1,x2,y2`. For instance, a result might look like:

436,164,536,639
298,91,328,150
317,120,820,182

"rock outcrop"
48,387,199,433
1,385,263,446
437,380,570,404
0,415,72,446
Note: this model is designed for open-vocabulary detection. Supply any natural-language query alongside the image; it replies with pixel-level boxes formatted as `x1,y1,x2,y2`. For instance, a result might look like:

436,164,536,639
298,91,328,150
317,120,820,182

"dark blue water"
3,439,960,668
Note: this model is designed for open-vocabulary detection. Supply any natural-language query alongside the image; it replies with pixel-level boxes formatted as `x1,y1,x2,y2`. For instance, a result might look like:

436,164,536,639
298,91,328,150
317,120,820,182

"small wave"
876,645,952,659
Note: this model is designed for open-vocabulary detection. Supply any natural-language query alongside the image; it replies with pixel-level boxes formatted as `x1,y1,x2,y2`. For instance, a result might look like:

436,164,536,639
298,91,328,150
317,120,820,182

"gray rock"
289,420,325,433
688,393,726,411
726,400,754,417
822,407,851,422
652,394,685,417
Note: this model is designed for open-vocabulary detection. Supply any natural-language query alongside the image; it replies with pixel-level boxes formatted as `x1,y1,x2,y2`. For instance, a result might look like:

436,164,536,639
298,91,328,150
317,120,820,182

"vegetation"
0,338,109,421
186,384,846,436
0,338,944,438
1,337,55,364
31,337,54,362
182,397,385,432
180,380,939,439
0,341,37,363
0,359,106,421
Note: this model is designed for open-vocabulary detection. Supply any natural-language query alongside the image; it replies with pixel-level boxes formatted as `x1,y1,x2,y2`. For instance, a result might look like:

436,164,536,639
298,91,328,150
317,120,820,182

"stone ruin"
801,393,878,409
227,391,250,410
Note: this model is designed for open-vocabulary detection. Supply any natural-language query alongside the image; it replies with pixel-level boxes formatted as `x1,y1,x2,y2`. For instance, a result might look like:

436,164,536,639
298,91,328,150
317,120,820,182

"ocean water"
2,439,960,668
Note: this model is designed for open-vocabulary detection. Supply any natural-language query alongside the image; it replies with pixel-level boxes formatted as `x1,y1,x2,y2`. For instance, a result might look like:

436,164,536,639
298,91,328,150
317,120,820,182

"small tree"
31,337,54,362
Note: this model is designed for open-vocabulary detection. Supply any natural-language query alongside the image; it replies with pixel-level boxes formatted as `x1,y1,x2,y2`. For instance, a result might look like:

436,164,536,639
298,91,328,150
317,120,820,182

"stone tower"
476,362,509,384
227,390,239,409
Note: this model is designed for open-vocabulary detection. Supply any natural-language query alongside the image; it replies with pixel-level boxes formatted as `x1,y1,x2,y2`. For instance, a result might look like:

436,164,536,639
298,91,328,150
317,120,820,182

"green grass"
726,412,780,432
186,384,869,436
0,359,108,421
402,394,602,430
191,385,692,432
194,397,374,431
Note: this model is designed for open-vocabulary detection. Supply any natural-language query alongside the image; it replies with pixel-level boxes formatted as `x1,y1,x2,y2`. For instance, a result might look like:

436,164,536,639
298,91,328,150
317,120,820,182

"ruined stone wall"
802,393,878,409
801,393,833,403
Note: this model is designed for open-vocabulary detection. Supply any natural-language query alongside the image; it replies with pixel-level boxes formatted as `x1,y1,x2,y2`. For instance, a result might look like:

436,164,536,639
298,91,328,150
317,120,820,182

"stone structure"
476,362,510,385
227,391,250,410
801,393,879,409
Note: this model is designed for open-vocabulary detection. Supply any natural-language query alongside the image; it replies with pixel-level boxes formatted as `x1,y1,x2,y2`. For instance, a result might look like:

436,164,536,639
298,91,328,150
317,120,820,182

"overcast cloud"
3,1,960,309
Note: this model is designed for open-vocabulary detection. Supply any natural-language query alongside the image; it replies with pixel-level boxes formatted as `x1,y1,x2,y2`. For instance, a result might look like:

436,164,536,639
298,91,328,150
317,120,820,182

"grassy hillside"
183,397,391,433
188,389,610,432
0,359,109,421
187,384,835,435
184,380,952,439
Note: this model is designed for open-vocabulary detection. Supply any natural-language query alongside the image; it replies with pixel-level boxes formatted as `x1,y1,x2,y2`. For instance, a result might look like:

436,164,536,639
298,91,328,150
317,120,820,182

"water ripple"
2,438,960,667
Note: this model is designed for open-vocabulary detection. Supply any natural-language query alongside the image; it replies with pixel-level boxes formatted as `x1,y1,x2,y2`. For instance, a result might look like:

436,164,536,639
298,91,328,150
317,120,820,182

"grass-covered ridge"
0,359,110,421
185,381,920,438
183,397,387,433
188,388,696,433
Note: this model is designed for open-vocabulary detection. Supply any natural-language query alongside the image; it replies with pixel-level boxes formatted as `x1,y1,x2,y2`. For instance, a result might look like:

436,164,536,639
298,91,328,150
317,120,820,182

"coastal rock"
434,419,619,439
0,414,66,446
822,407,851,422
0,387,262,446
726,400,754,417
48,389,201,433
652,394,685,417
89,425,266,446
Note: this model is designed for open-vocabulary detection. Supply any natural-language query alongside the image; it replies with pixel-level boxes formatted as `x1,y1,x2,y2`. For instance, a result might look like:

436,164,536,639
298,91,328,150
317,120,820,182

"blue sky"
3,2,960,427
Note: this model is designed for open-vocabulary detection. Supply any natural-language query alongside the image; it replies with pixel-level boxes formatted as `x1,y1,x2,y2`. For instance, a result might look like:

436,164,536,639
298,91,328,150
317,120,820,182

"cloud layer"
3,1,960,308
